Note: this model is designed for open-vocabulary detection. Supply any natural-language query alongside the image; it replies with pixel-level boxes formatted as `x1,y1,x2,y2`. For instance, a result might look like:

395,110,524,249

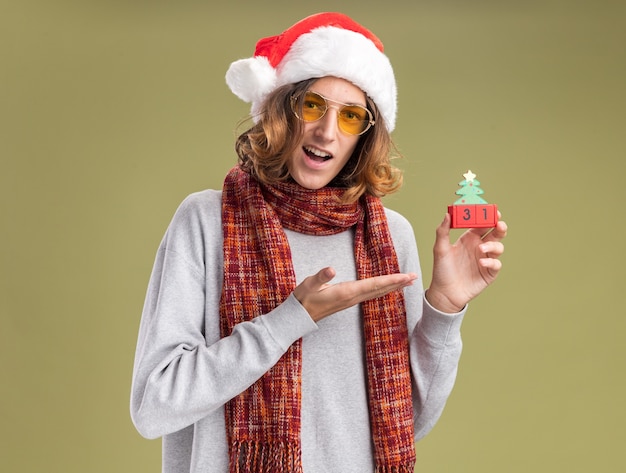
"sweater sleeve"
410,297,465,440
385,208,466,441
130,192,318,439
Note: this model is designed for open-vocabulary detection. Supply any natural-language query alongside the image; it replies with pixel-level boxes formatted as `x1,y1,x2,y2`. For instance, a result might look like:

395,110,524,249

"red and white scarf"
220,166,416,472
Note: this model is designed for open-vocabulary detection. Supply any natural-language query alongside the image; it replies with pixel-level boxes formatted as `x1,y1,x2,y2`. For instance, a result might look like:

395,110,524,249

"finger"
474,219,507,242
308,267,336,293
469,227,493,240
362,273,417,299
479,241,505,258
479,257,503,274
434,214,452,254
316,266,336,285
491,220,508,239
484,223,507,243
296,267,336,295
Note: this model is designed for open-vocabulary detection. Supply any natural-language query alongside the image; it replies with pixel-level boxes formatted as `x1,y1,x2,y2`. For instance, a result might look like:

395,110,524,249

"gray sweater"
130,189,466,473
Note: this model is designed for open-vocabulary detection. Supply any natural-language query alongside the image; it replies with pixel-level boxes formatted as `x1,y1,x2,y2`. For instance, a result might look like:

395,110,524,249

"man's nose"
314,106,340,138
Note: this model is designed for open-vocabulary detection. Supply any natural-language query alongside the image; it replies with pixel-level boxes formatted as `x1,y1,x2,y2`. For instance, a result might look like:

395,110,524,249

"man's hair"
235,79,403,203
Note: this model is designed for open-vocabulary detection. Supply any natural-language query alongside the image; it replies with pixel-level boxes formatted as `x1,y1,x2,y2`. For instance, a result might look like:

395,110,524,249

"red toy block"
448,204,498,229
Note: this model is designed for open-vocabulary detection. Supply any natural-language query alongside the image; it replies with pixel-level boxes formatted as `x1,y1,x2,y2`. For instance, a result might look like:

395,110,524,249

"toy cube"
448,204,498,229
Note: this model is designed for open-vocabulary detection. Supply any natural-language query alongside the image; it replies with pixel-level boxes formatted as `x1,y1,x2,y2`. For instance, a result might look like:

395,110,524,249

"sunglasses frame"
290,91,375,136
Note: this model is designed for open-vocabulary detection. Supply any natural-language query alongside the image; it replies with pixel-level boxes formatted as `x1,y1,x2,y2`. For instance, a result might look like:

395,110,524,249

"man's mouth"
304,146,332,162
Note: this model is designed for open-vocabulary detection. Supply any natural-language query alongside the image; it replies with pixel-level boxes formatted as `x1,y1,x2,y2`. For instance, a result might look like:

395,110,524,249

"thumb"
315,267,336,287
293,267,336,304
434,213,452,254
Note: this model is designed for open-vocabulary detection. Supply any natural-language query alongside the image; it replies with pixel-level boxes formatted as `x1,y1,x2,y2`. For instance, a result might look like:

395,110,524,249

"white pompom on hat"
225,12,398,132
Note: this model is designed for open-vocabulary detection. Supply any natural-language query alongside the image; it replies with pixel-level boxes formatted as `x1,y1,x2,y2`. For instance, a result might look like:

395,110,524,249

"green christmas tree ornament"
454,170,487,204
448,170,498,228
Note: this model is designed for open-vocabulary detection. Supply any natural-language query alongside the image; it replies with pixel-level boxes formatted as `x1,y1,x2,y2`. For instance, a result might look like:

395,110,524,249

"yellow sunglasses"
290,91,375,136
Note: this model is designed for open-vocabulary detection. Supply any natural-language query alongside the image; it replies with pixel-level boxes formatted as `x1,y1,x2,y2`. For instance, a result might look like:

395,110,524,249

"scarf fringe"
375,465,416,473
230,440,303,473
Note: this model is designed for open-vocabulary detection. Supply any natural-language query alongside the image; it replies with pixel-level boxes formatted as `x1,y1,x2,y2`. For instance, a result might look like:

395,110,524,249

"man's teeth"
304,146,331,160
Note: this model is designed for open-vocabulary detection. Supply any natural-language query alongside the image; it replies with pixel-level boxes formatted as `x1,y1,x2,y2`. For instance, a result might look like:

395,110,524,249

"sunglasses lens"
293,91,373,135
338,105,370,135
300,92,327,121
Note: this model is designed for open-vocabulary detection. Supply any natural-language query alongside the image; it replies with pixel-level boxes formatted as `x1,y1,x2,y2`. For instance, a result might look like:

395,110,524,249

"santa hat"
225,12,397,132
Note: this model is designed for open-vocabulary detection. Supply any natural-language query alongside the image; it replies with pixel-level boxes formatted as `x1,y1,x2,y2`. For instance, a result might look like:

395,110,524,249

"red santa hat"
225,12,398,132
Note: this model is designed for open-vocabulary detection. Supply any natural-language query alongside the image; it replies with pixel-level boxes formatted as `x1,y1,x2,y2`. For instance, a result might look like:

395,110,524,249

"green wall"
2,1,624,471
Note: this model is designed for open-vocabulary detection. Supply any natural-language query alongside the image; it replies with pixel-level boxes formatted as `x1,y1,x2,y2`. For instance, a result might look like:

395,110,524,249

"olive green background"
2,0,624,471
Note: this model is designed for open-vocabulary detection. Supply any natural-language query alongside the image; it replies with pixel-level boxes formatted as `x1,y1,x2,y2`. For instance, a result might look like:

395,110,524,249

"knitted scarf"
220,166,416,472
